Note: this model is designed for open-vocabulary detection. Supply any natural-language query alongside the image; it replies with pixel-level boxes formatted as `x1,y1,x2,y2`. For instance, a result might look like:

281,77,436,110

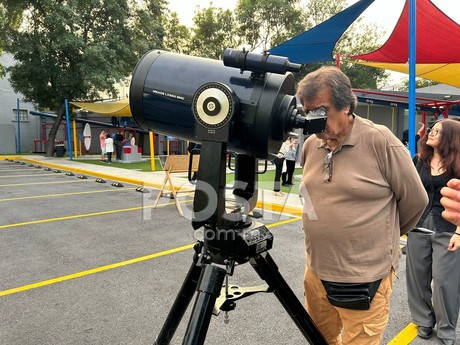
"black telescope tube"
129,49,301,159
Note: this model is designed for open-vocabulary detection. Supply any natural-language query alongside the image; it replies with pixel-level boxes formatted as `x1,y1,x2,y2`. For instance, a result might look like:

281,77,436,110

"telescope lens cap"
202,97,221,116
192,82,236,129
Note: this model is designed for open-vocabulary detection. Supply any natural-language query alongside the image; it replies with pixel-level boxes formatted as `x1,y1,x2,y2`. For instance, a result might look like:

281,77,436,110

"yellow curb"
1,156,164,190
256,200,302,217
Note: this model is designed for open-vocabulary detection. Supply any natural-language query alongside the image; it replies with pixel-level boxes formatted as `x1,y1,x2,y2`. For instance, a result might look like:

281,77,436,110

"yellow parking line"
0,244,195,297
0,218,300,297
0,173,56,178
387,322,417,344
0,168,45,172
0,187,137,202
0,180,90,187
0,200,185,229
266,216,302,228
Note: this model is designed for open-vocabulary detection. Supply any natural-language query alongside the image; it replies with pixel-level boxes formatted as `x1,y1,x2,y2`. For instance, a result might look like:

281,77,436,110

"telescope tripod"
154,141,326,345
154,231,326,345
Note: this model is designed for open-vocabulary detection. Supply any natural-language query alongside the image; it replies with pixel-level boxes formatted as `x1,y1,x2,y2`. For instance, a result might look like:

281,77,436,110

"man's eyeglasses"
324,151,333,182
427,128,441,136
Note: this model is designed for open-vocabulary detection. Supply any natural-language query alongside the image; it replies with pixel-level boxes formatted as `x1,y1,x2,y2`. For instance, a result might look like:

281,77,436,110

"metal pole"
149,131,156,171
17,98,21,154
73,118,78,158
64,99,73,160
408,0,417,156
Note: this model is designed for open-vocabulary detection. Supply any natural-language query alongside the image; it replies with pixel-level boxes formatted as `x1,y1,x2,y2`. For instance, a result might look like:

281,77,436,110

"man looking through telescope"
297,66,428,345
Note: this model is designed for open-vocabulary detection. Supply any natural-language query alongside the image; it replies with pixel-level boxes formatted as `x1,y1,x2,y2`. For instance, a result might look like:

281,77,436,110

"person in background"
272,141,287,196
105,133,114,164
130,133,135,146
401,121,425,150
114,130,124,161
296,66,428,345
405,119,460,345
99,129,106,162
281,136,298,186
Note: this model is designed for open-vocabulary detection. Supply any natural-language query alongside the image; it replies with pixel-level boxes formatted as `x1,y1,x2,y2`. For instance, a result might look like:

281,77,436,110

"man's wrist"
454,232,460,236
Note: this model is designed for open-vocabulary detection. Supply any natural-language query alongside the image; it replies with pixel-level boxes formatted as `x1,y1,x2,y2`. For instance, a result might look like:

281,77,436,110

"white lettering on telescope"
151,89,185,100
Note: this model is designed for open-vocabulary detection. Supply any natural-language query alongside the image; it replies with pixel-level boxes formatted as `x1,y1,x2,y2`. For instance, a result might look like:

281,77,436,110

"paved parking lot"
0,158,458,344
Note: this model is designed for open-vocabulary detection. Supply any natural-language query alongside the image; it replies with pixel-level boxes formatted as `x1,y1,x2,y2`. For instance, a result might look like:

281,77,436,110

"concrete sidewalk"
1,155,305,217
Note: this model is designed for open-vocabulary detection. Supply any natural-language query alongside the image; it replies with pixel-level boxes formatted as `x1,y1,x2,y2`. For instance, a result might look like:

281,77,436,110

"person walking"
406,119,460,345
296,66,428,345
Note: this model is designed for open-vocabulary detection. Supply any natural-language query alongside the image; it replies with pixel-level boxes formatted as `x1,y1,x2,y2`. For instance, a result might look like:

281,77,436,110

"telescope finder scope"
223,48,302,75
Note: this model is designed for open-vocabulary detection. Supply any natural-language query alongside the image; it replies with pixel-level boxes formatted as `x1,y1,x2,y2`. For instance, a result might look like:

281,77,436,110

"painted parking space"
0,158,458,345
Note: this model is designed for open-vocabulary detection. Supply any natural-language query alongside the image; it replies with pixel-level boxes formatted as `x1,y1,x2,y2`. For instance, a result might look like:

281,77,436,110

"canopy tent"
268,0,375,64
70,98,132,117
350,0,460,88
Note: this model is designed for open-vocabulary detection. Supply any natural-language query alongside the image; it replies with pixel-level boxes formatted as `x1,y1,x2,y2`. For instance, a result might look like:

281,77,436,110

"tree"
163,11,191,54
189,5,240,60
130,0,167,59
2,0,167,156
235,0,304,52
0,2,22,77
0,6,5,77
395,78,438,92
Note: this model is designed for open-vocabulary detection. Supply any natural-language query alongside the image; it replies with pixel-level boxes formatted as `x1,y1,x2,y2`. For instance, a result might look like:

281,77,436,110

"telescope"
129,49,327,345
129,48,326,159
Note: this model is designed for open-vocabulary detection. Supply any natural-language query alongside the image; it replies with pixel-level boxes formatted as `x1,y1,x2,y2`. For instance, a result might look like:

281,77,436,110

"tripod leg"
182,263,227,345
250,252,328,345
154,243,203,345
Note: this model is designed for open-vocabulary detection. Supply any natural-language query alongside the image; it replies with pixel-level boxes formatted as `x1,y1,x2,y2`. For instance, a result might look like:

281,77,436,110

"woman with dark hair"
406,119,460,345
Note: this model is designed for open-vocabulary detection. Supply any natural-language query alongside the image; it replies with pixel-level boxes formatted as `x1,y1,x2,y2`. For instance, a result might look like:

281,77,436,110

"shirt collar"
315,114,361,151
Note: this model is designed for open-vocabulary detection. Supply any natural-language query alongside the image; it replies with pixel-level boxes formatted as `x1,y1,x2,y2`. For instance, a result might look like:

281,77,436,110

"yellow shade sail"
70,98,132,117
354,62,460,89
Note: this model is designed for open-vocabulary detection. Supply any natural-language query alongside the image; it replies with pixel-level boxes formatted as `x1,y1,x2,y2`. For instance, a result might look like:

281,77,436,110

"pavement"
0,155,306,216
0,154,458,345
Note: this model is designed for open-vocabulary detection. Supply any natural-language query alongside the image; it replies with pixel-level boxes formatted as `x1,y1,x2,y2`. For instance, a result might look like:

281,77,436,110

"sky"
168,0,460,32
167,0,460,84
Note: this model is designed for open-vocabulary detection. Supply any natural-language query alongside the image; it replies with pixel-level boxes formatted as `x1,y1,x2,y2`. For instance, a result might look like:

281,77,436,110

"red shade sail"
351,0,460,63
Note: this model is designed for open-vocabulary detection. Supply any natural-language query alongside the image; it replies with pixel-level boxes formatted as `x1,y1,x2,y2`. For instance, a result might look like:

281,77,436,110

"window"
12,109,28,122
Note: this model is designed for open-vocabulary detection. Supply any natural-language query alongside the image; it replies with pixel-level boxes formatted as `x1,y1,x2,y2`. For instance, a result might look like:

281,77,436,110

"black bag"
321,279,382,310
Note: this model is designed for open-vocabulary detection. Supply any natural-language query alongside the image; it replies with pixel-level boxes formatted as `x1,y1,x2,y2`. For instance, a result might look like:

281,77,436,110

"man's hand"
441,179,460,227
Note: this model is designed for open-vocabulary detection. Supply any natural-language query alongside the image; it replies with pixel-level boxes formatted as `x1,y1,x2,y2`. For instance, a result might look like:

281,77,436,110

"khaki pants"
304,269,394,345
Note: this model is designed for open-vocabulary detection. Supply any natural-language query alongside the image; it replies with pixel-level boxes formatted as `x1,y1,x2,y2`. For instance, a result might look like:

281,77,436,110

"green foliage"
189,6,240,59
0,1,22,77
130,0,167,58
163,11,191,54
2,0,168,156
235,0,304,51
396,78,438,92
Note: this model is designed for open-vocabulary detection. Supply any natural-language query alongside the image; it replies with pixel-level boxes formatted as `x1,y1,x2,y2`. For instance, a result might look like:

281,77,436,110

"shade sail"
351,0,460,63
354,62,460,88
350,0,460,88
70,98,132,117
268,0,375,64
